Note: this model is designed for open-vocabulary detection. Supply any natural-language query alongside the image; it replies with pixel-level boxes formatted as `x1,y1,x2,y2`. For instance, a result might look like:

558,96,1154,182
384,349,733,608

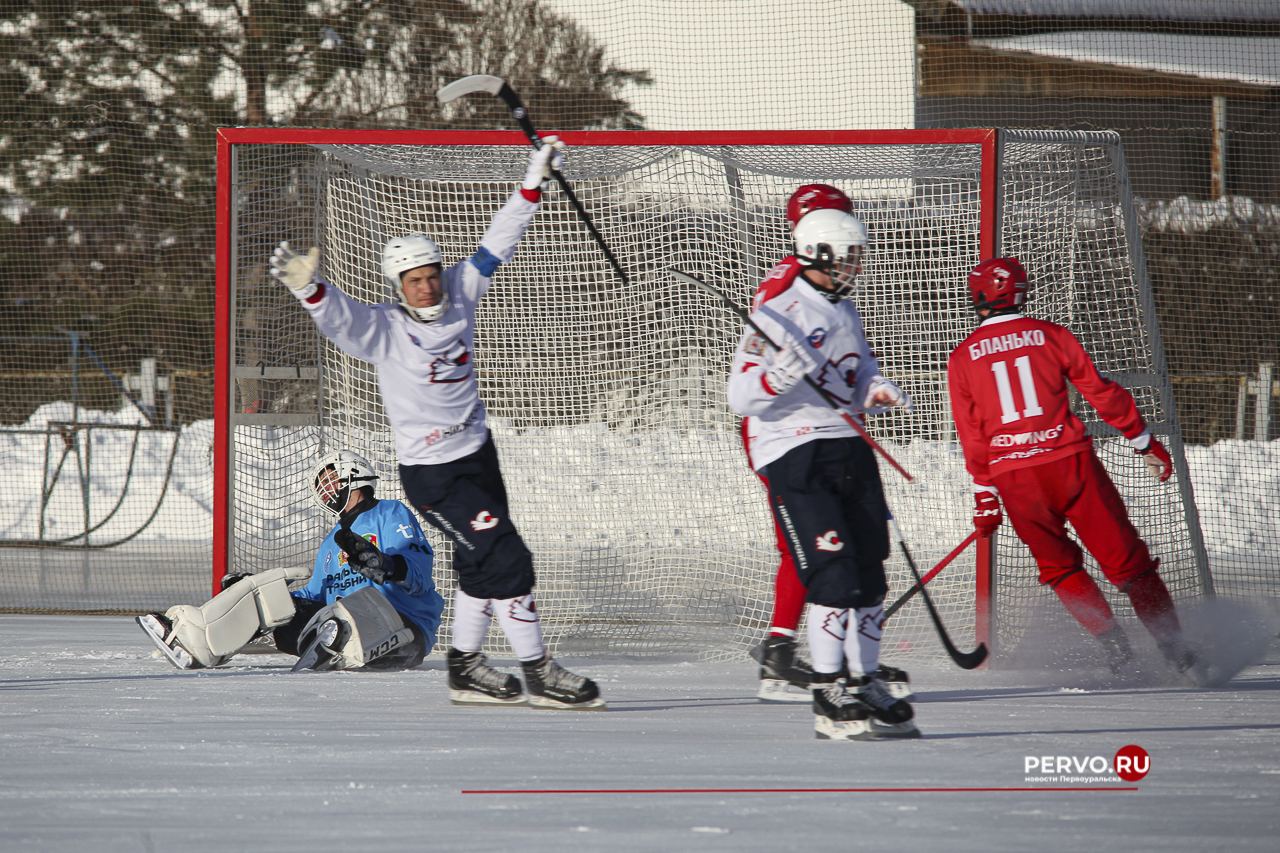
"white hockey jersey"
304,191,538,465
727,257,889,472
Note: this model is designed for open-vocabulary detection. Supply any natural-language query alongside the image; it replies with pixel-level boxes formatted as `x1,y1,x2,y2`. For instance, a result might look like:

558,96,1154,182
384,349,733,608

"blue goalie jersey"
294,499,444,650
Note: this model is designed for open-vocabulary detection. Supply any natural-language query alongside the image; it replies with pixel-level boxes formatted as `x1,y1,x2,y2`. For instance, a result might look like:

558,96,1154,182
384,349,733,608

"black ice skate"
291,619,343,672
752,635,815,703
520,654,606,711
1096,625,1133,674
871,663,913,700
848,674,920,739
136,613,195,670
811,672,873,741
447,649,527,706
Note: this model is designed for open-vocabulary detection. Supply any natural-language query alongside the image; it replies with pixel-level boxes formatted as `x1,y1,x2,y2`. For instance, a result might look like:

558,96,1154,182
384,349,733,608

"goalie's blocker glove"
334,527,408,585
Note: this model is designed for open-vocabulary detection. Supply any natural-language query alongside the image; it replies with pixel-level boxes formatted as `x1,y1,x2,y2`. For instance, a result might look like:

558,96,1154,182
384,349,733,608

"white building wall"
540,0,917,130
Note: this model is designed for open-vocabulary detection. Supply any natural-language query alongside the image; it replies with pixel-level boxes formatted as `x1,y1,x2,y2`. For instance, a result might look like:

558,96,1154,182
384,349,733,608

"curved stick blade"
437,75,506,103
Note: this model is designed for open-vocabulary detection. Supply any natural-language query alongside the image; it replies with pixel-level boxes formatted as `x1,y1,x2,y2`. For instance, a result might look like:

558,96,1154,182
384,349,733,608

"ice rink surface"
2,614,1278,853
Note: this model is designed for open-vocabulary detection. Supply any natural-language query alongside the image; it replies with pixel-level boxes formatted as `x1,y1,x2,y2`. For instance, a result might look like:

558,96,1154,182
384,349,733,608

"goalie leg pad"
163,569,300,667
294,587,419,671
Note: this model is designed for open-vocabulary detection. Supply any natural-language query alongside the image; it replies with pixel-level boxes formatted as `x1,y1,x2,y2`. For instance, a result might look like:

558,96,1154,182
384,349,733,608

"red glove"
1139,438,1173,483
973,489,1002,534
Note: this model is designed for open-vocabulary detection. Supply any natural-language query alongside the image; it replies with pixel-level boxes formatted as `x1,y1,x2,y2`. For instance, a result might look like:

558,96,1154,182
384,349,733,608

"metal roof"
974,31,1280,86
952,1,1280,22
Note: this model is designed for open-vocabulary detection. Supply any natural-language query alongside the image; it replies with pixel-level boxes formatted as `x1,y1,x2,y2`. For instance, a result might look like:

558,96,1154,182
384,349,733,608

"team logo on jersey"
990,424,1064,447
337,533,378,566
814,352,861,404
743,332,766,357
815,530,844,552
430,338,472,383
807,328,827,348
471,510,499,531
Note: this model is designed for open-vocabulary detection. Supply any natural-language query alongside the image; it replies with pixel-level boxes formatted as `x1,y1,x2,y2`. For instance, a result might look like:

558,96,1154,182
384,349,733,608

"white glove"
763,343,816,396
522,135,566,190
269,241,320,300
863,376,911,410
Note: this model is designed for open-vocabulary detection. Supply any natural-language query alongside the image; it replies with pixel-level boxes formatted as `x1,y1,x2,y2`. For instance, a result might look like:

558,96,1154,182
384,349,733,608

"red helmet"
786,184,852,229
968,258,1029,314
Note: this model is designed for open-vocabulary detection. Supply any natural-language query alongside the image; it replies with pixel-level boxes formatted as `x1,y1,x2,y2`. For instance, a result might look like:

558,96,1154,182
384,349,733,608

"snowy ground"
2,614,1278,853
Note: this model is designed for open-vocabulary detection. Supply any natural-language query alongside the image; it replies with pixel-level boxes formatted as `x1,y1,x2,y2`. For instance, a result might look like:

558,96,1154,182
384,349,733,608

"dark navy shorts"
399,437,535,600
761,436,889,610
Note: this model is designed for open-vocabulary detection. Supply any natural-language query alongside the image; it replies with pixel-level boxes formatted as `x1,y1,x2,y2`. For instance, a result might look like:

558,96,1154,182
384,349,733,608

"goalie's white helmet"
310,450,379,518
383,234,446,323
793,209,868,299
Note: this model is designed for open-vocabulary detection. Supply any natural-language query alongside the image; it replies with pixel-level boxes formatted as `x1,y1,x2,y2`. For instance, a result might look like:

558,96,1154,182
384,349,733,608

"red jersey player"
947,257,1196,677
748,184,910,704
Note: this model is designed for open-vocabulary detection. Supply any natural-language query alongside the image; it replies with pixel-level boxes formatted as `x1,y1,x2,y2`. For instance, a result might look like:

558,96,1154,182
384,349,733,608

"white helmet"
309,450,379,518
793,209,868,299
383,234,446,323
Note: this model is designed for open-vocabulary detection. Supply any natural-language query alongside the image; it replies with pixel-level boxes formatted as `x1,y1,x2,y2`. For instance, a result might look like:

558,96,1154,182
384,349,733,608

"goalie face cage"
215,128,1210,664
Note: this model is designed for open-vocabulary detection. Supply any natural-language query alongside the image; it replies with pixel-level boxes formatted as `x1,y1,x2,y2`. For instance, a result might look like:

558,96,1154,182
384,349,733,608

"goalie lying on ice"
137,450,445,671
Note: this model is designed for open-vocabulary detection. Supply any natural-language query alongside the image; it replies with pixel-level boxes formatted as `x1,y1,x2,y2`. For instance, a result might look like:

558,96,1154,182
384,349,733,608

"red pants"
992,450,1155,590
761,472,806,632
744,422,806,633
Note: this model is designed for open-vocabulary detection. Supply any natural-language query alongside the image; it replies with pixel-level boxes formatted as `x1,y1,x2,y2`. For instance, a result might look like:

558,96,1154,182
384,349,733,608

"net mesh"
222,133,1201,662
2,1,1275,646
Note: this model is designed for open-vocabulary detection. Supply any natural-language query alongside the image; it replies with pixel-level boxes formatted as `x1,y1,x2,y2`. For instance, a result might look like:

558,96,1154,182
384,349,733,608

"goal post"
214,128,1209,664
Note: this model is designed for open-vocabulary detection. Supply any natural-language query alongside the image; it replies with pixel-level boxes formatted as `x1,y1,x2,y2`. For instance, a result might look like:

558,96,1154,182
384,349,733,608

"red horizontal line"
216,128,997,146
462,787,1140,794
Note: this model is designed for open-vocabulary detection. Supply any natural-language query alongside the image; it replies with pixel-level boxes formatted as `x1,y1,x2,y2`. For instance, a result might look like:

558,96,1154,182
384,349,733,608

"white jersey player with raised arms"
727,208,918,741
269,139,604,710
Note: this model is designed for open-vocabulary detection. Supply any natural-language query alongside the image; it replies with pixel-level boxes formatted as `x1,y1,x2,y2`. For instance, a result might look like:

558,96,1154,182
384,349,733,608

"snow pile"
1139,195,1280,235
1183,440,1280,555
2,401,214,544
3,402,1277,616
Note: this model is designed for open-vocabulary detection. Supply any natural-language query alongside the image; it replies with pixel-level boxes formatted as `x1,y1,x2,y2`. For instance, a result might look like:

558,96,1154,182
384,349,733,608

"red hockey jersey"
947,314,1148,484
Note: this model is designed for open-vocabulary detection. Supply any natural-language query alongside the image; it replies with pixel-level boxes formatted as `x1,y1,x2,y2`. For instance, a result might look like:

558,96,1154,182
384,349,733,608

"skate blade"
291,645,341,672
528,694,608,711
449,688,529,707
136,616,193,670
868,720,922,740
757,679,813,703
814,717,875,741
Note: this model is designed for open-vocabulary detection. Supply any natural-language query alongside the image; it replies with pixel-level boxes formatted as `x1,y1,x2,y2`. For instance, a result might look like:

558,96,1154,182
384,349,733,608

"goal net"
218,129,1209,664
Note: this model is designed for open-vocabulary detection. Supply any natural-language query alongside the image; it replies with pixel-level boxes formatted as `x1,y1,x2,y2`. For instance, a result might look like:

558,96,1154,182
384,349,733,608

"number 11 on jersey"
991,356,1044,424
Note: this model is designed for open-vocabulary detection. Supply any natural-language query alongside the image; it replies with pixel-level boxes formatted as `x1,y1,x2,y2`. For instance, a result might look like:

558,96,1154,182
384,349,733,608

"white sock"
451,590,493,653
846,604,885,678
806,605,849,674
493,594,547,662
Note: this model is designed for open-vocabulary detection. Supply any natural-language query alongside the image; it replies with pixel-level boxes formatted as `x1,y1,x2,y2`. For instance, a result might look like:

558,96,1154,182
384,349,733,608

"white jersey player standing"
726,209,918,741
269,140,603,710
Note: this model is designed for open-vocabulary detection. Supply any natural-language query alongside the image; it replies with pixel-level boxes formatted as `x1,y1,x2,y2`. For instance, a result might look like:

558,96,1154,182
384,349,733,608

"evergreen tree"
0,0,648,423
